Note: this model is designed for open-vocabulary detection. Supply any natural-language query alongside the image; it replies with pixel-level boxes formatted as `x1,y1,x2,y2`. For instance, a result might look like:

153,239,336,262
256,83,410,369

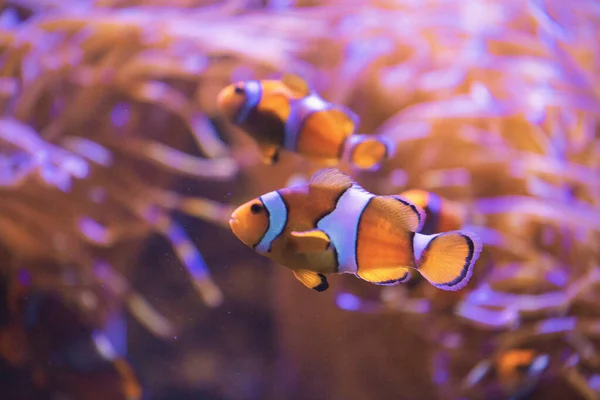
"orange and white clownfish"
397,189,467,235
216,74,394,170
228,168,482,292
464,349,548,398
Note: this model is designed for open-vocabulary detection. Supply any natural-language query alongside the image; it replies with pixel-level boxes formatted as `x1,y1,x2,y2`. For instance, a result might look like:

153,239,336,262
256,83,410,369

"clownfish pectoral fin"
293,269,329,292
414,231,483,291
290,229,331,253
270,148,281,164
258,143,281,165
282,73,312,97
372,195,425,232
357,266,411,286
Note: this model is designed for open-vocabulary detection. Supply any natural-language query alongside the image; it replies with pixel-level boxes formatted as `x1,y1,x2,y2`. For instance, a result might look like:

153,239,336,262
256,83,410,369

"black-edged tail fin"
342,134,395,171
413,231,482,291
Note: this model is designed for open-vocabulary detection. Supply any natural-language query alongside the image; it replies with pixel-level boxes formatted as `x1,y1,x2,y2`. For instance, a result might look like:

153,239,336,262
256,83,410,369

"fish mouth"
229,216,243,239
229,217,250,247
216,89,228,108
228,217,237,229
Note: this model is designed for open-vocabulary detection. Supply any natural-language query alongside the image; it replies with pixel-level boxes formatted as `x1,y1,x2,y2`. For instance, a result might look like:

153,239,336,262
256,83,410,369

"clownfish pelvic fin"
293,269,329,292
257,143,281,164
290,229,331,253
413,231,482,291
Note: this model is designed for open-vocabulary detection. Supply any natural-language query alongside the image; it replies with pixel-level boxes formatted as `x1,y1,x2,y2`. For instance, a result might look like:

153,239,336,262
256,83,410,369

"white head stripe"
317,185,374,273
235,80,262,123
255,190,287,253
283,94,330,151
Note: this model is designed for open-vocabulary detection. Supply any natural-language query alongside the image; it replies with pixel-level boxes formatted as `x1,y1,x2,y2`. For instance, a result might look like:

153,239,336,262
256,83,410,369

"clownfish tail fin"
413,231,482,291
343,134,396,171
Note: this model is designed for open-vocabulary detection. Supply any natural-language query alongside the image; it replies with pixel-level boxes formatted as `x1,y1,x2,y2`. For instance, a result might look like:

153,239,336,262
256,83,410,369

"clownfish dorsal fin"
372,195,426,232
293,269,329,292
290,229,330,253
308,168,357,191
282,73,312,97
308,168,370,197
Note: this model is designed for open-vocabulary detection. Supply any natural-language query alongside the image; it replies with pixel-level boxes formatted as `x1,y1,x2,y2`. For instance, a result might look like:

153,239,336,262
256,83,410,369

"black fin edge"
313,274,329,292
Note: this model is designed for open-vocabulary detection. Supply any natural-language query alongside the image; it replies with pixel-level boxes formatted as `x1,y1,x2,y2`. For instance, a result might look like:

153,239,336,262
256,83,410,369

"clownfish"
494,349,548,399
398,189,466,235
228,168,482,292
497,349,541,381
464,349,548,399
217,74,394,170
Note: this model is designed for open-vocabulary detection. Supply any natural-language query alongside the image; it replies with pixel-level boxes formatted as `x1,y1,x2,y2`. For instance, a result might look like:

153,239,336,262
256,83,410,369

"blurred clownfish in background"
228,168,482,292
217,74,395,170
464,348,549,399
398,189,467,235
0,276,142,400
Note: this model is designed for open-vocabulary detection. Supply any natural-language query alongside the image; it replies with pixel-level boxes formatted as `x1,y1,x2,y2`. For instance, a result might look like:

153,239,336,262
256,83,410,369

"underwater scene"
0,0,599,399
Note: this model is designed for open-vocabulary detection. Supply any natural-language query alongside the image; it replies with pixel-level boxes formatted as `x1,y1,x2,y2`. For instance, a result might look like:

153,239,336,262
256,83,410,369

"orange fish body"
217,74,394,169
398,189,466,235
229,168,482,292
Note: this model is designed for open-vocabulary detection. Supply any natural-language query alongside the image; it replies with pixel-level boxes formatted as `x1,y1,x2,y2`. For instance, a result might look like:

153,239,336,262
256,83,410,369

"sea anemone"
266,1,600,399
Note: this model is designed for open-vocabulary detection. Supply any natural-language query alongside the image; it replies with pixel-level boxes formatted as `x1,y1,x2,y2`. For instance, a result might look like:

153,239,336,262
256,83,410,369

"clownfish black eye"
250,203,264,214
234,86,245,95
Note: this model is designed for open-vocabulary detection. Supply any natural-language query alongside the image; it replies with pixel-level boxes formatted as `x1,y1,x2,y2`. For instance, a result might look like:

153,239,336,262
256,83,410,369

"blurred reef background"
0,0,598,399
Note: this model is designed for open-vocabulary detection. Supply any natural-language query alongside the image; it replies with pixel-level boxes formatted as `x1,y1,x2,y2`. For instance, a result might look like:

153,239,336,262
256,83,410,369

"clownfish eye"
234,86,245,95
250,203,264,214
